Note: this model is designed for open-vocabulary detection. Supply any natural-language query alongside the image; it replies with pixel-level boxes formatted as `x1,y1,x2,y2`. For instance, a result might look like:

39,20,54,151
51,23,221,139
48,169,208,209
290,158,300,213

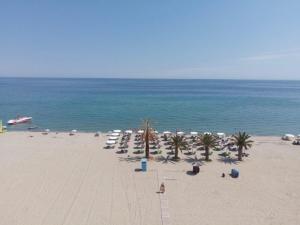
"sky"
0,0,300,80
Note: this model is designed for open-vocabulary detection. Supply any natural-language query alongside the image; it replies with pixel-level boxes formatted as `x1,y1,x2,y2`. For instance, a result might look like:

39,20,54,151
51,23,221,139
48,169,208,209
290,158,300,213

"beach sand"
0,132,299,225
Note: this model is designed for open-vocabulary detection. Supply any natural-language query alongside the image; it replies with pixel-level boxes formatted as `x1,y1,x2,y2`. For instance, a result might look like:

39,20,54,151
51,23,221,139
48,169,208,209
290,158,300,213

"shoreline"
2,130,286,138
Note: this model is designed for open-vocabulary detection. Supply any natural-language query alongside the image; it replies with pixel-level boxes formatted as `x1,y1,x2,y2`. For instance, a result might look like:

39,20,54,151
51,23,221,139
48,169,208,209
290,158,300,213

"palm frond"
232,131,254,160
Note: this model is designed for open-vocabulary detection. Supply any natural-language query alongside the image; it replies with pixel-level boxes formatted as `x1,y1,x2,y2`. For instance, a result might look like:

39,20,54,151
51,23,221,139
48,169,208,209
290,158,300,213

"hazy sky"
0,0,300,79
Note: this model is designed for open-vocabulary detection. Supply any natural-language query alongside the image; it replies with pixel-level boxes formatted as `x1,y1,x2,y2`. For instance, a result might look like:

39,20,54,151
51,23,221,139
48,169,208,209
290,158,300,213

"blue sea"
1,78,300,135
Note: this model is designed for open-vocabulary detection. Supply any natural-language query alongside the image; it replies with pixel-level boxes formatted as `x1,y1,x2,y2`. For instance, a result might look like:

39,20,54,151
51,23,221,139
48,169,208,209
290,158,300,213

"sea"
1,78,300,135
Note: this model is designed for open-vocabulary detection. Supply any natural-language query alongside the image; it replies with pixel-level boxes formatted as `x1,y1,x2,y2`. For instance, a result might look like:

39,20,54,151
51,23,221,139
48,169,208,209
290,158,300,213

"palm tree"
141,119,156,158
170,135,188,160
198,133,218,161
232,132,253,161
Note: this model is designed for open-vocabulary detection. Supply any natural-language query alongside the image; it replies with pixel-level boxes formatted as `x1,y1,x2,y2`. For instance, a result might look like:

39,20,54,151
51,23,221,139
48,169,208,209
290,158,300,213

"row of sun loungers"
103,130,243,158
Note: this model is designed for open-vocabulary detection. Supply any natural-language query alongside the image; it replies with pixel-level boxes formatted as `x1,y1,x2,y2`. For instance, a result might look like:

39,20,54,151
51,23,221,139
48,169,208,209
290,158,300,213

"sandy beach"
0,131,300,225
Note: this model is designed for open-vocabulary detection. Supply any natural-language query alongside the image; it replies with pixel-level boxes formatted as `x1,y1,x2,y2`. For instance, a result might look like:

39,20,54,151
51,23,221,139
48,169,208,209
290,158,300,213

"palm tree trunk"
238,146,243,161
205,147,209,161
175,146,178,159
145,131,149,158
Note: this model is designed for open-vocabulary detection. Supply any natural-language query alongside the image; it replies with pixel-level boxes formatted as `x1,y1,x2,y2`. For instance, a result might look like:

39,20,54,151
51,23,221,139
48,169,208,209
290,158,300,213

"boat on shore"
7,116,32,125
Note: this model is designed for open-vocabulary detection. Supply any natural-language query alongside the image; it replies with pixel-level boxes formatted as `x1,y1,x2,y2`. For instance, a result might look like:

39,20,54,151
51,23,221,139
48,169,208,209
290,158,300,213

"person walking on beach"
160,182,165,194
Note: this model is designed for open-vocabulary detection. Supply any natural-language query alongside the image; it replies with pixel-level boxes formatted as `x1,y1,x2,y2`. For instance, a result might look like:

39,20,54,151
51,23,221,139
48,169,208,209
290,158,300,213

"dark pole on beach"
145,123,150,158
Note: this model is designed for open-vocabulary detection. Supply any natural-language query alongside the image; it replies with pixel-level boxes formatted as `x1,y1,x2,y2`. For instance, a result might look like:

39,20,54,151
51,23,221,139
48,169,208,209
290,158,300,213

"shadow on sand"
217,156,239,165
118,156,142,163
186,171,197,176
153,155,176,164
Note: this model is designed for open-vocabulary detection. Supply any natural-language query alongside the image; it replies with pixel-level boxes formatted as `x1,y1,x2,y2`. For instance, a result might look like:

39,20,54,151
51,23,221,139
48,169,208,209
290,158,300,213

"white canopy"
125,130,133,134
190,131,198,136
177,131,185,135
106,140,116,145
192,161,201,167
282,134,295,141
138,130,144,134
109,136,118,140
217,132,226,138
163,131,171,135
110,133,120,136
204,132,212,135
113,129,121,133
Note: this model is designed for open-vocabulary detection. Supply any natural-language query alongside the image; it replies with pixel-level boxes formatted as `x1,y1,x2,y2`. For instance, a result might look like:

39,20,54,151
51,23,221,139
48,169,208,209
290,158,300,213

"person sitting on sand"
160,182,165,194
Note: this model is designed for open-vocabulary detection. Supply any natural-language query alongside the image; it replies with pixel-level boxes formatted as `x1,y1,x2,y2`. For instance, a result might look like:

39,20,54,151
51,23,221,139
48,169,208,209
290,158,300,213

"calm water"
0,78,300,135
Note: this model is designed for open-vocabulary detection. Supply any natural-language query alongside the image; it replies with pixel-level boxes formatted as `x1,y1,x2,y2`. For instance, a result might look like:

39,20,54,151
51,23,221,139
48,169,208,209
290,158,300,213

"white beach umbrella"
282,134,295,141
193,161,201,167
190,131,198,136
109,136,118,140
69,129,77,135
203,132,212,135
106,140,116,145
111,132,120,136
154,130,159,134
125,130,133,134
177,131,185,135
163,131,171,135
217,132,226,138
138,130,144,134
113,129,121,133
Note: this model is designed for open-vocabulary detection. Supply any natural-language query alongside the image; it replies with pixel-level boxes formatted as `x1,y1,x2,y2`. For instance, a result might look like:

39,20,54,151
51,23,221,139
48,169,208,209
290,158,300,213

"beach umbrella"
163,131,171,135
106,140,116,145
138,130,144,134
203,132,212,135
42,129,50,135
190,131,198,136
125,130,133,134
177,131,185,135
217,133,226,138
113,129,121,133
109,136,118,140
111,132,120,136
70,129,77,135
193,161,201,167
282,134,295,141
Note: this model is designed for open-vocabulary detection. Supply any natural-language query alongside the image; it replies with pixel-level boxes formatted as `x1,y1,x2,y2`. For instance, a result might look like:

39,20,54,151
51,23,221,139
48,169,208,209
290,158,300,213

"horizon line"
0,76,300,81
